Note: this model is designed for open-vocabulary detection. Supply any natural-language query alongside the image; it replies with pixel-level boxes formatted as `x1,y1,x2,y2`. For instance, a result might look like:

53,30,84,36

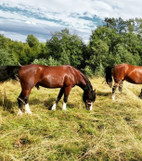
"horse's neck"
78,72,89,91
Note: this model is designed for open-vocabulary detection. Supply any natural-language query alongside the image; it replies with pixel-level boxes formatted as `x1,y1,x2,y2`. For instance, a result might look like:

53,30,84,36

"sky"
0,0,142,43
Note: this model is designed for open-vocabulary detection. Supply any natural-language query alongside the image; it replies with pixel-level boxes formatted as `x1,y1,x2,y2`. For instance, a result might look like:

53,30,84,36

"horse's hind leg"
17,97,24,115
17,89,32,115
139,88,142,99
51,87,64,110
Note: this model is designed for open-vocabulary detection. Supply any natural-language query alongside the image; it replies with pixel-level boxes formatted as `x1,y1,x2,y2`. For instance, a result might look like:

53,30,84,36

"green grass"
0,78,142,160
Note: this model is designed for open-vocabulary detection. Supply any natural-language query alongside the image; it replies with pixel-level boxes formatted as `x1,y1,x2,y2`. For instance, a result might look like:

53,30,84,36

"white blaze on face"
89,102,93,111
62,102,67,111
25,103,32,114
86,101,93,111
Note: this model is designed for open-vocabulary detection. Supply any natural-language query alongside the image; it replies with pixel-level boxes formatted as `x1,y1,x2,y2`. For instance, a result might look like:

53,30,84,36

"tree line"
1,18,142,76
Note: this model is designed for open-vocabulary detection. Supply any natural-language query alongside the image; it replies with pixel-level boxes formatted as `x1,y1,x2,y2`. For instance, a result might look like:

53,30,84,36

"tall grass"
0,78,142,160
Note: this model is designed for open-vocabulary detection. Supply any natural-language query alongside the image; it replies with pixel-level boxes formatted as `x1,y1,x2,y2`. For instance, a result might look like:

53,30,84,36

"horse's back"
40,65,79,87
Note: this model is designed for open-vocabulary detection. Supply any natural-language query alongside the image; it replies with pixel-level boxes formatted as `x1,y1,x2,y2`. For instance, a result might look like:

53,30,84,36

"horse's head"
83,89,96,111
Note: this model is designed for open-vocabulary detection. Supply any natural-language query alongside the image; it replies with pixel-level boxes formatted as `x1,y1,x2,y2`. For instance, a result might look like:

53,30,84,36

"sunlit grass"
0,78,142,160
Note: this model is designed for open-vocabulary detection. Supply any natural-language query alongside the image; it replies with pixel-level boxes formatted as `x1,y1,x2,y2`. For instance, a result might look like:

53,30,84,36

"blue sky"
0,0,141,43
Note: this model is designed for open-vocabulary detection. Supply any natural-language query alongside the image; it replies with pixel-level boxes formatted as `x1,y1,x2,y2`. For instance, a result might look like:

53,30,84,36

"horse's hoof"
17,112,23,116
62,108,67,111
51,104,56,111
17,109,23,116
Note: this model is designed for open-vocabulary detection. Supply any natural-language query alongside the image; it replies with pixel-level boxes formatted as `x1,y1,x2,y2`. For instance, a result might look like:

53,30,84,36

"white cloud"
0,31,27,42
0,0,142,43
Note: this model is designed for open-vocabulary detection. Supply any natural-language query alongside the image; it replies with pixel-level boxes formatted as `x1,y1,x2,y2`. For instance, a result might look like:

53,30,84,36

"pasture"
0,78,142,161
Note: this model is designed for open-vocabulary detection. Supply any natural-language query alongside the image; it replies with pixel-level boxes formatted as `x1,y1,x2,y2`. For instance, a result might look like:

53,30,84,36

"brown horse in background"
105,63,142,100
0,64,96,115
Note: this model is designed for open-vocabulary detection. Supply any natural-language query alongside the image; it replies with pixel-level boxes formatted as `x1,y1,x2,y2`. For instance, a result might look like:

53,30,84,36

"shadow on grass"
97,90,111,97
30,98,43,105
0,94,14,113
44,98,55,110
0,93,78,113
44,98,76,110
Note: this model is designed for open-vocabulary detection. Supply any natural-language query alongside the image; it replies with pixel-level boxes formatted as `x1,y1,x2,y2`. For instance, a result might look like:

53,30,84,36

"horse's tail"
0,65,21,83
105,66,114,88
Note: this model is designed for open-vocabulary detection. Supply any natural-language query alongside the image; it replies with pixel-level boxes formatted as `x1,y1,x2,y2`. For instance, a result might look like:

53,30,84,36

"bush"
0,49,18,65
95,63,105,76
83,65,93,77
32,57,60,66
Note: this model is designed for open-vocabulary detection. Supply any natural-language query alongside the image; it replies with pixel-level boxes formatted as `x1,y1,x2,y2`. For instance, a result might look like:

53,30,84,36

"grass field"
0,78,142,161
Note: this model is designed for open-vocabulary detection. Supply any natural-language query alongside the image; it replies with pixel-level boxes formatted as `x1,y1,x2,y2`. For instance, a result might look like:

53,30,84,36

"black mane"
79,71,93,91
79,71,96,103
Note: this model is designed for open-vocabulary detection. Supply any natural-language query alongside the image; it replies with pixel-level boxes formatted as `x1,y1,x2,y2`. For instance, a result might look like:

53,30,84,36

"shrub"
0,49,18,65
32,57,60,66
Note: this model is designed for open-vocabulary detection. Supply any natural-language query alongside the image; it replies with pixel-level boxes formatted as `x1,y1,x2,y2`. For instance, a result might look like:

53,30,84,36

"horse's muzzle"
86,101,93,111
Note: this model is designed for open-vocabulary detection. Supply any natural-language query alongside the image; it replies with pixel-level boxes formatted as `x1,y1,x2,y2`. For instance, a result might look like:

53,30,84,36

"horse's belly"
39,77,64,88
126,76,142,84
39,84,62,88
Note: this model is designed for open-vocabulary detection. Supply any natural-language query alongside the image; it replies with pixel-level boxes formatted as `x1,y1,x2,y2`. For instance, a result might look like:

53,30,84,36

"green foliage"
0,49,18,65
113,44,141,65
88,18,142,74
59,50,70,65
83,65,93,77
9,41,31,65
88,39,109,71
1,18,142,76
26,34,39,48
32,57,60,66
0,34,10,49
46,29,85,68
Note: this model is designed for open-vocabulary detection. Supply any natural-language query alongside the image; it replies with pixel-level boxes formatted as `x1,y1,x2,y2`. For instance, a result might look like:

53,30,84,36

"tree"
26,34,41,62
113,44,140,65
88,18,142,75
88,39,109,75
0,34,10,50
0,49,18,65
105,17,127,34
26,34,39,48
46,29,85,68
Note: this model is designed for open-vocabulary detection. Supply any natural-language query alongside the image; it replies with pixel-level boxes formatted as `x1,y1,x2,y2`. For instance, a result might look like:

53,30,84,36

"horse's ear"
94,89,96,93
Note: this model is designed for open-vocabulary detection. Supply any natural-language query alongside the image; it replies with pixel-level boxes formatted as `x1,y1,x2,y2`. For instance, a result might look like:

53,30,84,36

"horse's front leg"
119,81,123,93
112,84,118,101
51,87,65,110
62,86,72,111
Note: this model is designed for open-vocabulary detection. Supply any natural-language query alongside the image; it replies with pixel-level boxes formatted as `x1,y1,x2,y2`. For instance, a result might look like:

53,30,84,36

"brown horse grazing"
105,63,142,100
0,64,96,115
